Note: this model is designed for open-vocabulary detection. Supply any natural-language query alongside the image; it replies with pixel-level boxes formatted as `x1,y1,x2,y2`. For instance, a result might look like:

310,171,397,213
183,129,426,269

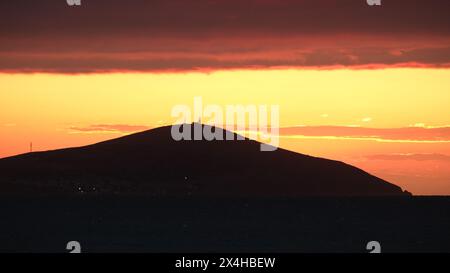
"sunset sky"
1,0,450,195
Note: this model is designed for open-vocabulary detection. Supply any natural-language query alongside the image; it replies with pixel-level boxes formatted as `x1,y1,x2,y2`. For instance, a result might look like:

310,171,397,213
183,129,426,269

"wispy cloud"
69,124,151,134
69,123,450,143
365,153,450,161
278,125,450,143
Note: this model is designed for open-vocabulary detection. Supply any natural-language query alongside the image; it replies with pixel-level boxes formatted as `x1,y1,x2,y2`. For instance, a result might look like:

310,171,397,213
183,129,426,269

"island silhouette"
0,124,410,196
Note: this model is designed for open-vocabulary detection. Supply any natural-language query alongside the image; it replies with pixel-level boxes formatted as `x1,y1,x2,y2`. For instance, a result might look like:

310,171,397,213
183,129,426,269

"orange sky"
1,68,450,195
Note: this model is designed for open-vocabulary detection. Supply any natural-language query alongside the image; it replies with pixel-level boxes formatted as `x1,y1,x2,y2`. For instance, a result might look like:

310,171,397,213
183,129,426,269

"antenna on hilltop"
30,142,33,153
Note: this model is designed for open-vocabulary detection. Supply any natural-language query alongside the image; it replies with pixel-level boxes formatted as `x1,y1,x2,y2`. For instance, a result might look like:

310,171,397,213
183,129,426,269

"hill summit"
0,124,411,196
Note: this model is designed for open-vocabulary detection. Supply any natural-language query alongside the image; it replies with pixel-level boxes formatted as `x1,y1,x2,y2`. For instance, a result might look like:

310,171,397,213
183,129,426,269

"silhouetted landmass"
0,124,410,196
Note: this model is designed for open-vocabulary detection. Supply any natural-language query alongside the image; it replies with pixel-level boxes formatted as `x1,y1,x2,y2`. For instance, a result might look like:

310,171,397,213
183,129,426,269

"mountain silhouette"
0,124,410,196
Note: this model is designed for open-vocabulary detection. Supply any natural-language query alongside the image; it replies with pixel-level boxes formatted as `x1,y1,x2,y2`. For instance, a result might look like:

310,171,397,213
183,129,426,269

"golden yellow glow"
1,69,450,195
2,69,450,130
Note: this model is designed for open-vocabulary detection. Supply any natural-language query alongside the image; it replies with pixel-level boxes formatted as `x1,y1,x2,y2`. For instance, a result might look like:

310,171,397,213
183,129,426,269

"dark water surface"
0,196,449,253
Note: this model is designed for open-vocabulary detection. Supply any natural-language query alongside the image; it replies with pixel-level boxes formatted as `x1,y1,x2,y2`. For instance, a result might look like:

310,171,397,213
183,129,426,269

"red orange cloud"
1,0,449,73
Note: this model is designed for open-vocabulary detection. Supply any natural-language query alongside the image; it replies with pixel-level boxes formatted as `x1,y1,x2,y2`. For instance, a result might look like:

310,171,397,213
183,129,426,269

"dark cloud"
1,0,449,73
